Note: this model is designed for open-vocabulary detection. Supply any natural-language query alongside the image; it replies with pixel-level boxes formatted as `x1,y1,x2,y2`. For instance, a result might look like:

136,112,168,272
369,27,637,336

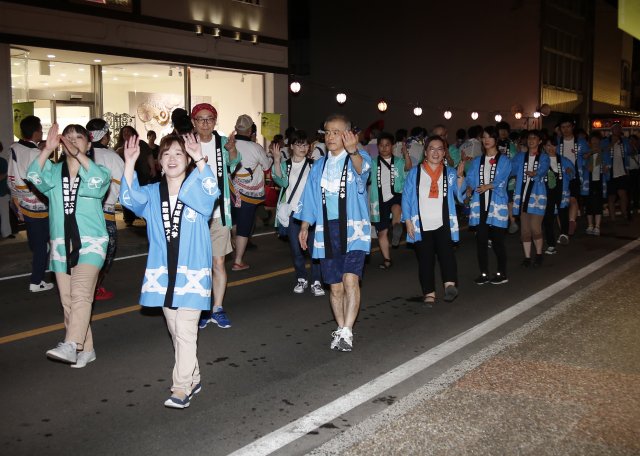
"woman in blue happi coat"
458,126,511,285
121,133,219,410
511,130,550,268
402,135,460,304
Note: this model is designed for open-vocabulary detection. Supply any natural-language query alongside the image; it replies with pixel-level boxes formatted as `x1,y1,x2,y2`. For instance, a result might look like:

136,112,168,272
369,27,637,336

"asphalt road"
1,217,638,456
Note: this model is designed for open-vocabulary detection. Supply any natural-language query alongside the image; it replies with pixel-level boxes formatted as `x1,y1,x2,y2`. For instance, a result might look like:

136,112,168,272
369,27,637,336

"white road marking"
228,239,640,456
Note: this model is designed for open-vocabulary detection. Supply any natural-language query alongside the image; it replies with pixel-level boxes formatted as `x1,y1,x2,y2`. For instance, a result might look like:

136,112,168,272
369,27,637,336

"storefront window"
102,63,185,146
190,68,264,144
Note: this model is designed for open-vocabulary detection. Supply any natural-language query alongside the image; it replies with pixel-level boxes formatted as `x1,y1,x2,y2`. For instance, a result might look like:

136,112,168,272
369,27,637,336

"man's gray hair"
324,113,351,131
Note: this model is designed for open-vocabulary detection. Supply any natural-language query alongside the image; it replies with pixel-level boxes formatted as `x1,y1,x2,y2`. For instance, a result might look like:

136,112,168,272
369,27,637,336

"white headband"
89,123,110,142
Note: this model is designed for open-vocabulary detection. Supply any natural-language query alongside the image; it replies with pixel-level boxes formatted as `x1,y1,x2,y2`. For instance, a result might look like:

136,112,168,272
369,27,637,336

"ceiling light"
78,68,85,72
133,73,139,76
533,111,541,118
234,31,241,41
251,34,258,45
94,59,102,63
101,69,107,73
49,63,55,67
113,77,118,81
336,92,347,104
153,74,159,78
289,81,301,94
77,80,82,83
471,111,479,120
444,110,452,120
61,73,66,76
213,27,221,38
47,54,56,58
514,112,522,119
494,114,502,122
377,100,388,112
413,106,423,117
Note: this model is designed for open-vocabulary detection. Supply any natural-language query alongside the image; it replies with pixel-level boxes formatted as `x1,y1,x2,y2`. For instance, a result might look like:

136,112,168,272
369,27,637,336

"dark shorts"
231,201,258,237
320,220,366,284
608,175,629,194
569,178,581,198
373,193,402,231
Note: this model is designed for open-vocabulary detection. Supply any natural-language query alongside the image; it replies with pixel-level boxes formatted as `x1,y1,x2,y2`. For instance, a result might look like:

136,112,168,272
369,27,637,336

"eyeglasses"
194,117,216,125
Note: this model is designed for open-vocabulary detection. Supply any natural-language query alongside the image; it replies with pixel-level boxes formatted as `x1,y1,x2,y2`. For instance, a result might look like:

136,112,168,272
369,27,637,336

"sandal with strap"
378,258,392,270
423,294,437,307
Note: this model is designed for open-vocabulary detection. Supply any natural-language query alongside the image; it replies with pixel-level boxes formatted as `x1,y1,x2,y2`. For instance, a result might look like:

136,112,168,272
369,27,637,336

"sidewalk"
312,255,640,455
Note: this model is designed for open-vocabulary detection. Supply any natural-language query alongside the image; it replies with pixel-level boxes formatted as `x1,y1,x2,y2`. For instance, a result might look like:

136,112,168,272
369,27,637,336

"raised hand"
271,142,282,162
224,132,236,152
60,135,81,157
183,133,202,160
123,135,140,164
43,123,60,153
342,130,358,153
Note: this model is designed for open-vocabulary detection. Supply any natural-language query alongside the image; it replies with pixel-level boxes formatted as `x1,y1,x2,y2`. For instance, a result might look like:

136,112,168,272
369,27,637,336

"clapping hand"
60,135,81,158
124,135,140,164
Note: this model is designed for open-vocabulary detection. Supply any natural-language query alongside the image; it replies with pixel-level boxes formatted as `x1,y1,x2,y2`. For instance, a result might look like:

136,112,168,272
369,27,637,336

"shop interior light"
234,31,241,42
377,100,388,112
495,114,502,122
213,27,221,38
413,106,423,117
444,110,452,120
289,81,301,94
251,34,258,45
336,92,347,104
533,111,541,118
195,24,203,36
471,111,479,120
514,112,522,119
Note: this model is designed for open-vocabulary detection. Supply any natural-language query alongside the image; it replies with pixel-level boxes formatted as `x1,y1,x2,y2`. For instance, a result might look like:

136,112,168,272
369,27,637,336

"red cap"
191,103,217,119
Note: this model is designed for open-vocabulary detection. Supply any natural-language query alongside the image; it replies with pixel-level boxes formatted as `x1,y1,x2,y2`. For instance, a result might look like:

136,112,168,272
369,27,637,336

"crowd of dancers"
6,107,638,409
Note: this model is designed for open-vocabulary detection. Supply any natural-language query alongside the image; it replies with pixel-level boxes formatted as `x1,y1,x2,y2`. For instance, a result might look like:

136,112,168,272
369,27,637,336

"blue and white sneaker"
198,314,210,329
210,310,232,329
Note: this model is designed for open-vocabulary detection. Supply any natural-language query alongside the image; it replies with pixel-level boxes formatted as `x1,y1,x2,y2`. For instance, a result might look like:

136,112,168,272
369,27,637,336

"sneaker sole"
491,280,509,285
71,355,96,369
164,401,190,409
46,351,77,364
545,251,557,255
293,289,306,294
475,281,490,285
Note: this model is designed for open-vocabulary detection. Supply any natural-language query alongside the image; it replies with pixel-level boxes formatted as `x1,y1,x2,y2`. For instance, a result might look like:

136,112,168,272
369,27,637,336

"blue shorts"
231,201,258,237
373,193,402,231
320,220,366,284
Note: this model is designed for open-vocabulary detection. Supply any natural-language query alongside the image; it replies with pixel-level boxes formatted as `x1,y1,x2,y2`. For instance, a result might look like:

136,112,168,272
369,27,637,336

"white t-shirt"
379,157,394,202
310,143,326,160
523,154,536,197
562,138,576,165
234,138,273,198
284,159,310,212
201,138,222,219
549,156,558,173
418,166,444,231
169,194,178,214
591,153,601,182
392,142,404,158
92,146,124,214
483,156,493,210
612,142,625,178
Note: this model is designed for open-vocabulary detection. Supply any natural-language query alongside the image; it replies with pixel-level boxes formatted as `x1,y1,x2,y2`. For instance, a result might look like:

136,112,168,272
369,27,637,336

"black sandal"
379,258,392,270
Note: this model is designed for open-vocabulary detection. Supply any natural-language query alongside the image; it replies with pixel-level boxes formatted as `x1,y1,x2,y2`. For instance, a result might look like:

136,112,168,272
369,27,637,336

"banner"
260,113,281,142
13,102,34,139
619,0,640,39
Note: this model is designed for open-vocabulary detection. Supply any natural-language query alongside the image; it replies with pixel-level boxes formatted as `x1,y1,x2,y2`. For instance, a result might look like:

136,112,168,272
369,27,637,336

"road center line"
227,238,640,456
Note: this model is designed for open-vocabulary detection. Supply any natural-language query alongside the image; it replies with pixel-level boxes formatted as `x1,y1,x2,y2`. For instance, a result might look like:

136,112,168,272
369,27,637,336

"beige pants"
163,307,201,395
55,263,99,352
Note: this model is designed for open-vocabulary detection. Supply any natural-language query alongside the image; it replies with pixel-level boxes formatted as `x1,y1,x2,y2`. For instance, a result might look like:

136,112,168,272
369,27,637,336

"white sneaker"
71,350,96,369
586,226,594,235
310,281,325,297
557,234,569,245
46,341,78,363
593,227,601,236
545,246,557,255
337,327,353,352
29,281,54,292
293,279,308,294
330,327,343,350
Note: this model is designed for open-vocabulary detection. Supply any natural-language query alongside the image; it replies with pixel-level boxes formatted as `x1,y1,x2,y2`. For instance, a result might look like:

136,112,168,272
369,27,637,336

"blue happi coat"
512,152,550,216
557,136,589,195
120,166,219,310
401,165,460,242
546,155,575,209
460,154,511,228
295,150,372,258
